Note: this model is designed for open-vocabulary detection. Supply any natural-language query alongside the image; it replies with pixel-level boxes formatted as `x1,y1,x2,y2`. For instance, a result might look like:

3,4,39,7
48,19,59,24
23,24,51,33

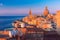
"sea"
0,16,25,30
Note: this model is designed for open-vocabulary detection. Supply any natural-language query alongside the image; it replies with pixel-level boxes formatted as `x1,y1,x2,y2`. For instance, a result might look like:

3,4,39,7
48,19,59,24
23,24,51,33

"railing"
0,28,60,40
24,28,44,40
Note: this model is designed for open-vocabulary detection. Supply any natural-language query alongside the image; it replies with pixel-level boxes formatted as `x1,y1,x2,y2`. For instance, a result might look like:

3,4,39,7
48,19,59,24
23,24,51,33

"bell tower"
43,6,49,17
29,9,32,16
29,9,33,19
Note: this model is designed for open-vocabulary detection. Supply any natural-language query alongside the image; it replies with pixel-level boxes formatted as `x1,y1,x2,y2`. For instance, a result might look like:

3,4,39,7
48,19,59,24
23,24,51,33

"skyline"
0,0,60,16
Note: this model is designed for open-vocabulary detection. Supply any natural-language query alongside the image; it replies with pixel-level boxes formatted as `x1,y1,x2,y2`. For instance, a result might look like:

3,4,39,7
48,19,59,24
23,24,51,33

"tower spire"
45,6,48,10
29,9,32,15
43,6,49,16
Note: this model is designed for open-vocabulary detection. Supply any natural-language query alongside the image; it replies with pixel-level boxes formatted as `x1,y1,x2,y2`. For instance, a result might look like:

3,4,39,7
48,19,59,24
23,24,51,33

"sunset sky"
0,0,60,16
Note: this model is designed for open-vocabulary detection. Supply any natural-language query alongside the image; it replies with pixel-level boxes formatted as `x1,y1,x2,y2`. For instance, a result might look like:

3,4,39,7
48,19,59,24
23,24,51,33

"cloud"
0,7,42,16
0,3,3,6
